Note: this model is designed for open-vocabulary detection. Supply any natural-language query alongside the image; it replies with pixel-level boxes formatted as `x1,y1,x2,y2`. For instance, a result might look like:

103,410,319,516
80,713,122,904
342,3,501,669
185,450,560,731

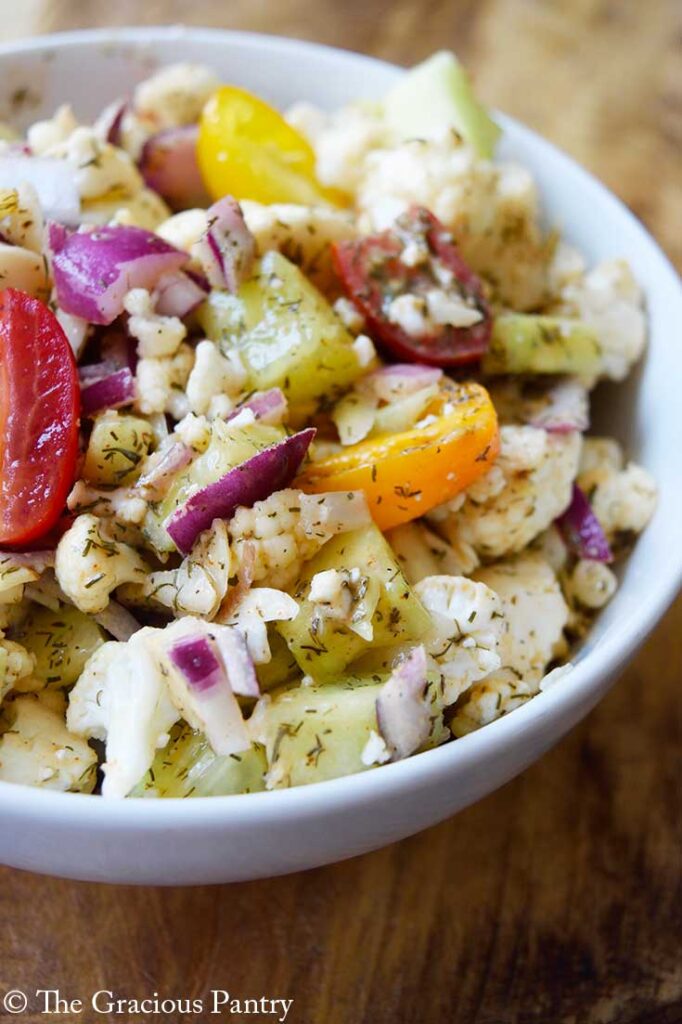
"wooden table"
1,3,680,1022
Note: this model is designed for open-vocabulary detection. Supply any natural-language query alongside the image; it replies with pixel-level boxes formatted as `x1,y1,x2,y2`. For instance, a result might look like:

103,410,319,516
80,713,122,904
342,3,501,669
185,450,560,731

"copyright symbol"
3,990,28,1014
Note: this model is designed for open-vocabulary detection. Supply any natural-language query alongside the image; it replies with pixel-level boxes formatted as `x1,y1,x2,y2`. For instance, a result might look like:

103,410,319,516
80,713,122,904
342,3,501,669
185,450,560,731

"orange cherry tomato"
296,380,499,531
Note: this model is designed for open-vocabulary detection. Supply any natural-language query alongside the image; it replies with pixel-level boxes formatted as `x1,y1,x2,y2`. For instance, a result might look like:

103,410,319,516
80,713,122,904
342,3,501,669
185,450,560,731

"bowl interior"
0,26,679,811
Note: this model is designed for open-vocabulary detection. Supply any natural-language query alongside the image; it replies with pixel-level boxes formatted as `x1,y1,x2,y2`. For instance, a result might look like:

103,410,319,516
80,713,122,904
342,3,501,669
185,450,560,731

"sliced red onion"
78,360,118,383
211,626,260,698
375,645,431,760
529,379,589,434
139,125,209,210
80,366,136,417
137,440,193,500
226,388,288,427
556,484,613,563
94,98,129,147
154,269,207,318
48,222,187,325
0,549,55,572
167,427,315,554
365,364,442,402
194,197,256,292
168,633,251,756
94,600,141,641
0,156,80,224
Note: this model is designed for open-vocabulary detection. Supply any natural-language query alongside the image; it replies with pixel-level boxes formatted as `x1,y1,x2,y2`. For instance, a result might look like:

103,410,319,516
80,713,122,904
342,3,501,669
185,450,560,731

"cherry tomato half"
0,288,80,547
332,206,491,366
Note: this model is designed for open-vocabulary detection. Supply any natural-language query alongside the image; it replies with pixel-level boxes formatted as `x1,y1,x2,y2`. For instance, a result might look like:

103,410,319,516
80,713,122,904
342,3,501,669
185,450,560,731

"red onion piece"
194,197,256,292
556,484,613,562
168,632,252,756
137,440,193,500
376,645,431,760
529,378,589,434
139,125,210,210
212,626,260,698
154,269,207,318
78,360,118,383
94,98,129,147
0,156,80,224
226,388,288,427
94,600,141,641
0,549,55,572
166,427,315,554
365,364,442,402
48,222,187,325
80,366,136,417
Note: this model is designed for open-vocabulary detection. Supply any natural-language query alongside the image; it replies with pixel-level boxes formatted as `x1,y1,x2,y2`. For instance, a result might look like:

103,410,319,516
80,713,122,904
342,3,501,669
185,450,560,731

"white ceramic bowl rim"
0,26,680,831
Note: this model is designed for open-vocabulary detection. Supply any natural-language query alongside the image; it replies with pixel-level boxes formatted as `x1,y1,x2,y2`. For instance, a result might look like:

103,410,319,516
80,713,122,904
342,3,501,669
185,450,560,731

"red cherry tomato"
332,205,491,366
0,288,80,546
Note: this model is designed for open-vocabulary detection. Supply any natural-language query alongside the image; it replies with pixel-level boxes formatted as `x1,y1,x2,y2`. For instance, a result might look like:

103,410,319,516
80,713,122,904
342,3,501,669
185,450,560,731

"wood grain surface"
0,3,680,1023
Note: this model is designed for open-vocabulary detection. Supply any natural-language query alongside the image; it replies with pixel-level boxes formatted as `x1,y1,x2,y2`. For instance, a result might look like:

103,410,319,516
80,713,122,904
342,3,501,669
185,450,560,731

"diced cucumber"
12,604,105,689
198,251,365,414
255,629,302,692
131,725,266,798
277,523,432,681
83,411,154,487
482,314,602,376
143,418,285,553
383,51,501,159
251,668,445,788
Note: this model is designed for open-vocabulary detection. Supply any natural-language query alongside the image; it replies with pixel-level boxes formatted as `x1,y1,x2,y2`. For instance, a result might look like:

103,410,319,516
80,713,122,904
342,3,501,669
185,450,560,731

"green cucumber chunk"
131,725,266,797
12,604,105,689
383,51,501,159
83,411,154,487
277,523,432,681
482,314,602,376
143,419,285,553
198,251,365,414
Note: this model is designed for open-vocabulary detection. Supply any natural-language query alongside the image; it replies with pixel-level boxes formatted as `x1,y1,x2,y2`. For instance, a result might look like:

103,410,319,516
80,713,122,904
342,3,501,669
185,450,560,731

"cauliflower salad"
0,52,656,798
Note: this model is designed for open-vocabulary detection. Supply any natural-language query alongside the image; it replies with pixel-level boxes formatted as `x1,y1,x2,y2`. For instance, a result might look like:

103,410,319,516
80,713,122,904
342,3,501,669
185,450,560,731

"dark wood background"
1,3,680,1022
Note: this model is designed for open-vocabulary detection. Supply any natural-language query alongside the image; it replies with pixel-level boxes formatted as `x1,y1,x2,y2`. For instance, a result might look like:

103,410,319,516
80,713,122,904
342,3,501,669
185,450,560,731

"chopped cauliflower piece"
450,668,534,736
217,589,299,664
45,126,143,201
287,101,387,194
27,103,79,154
414,575,504,703
0,696,96,792
309,567,378,641
387,521,479,583
475,553,569,681
563,559,617,610
120,520,231,619
67,481,147,525
577,438,656,543
185,340,247,416
134,63,221,128
134,342,194,417
124,287,186,358
555,260,646,381
433,427,581,559
67,634,180,799
55,514,149,614
229,489,371,589
0,637,35,701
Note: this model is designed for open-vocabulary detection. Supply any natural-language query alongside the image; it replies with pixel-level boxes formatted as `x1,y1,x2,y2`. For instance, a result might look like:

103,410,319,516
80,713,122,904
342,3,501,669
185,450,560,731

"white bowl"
0,27,679,885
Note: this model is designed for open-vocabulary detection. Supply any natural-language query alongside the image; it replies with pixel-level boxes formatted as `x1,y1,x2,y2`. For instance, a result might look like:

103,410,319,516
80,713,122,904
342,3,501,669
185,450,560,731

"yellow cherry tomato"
296,380,500,531
198,85,342,206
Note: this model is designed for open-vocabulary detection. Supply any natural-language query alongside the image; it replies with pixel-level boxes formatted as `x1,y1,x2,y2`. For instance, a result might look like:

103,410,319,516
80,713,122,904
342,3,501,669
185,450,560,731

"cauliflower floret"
414,576,504,703
0,637,35,701
578,437,624,489
433,427,581,560
358,136,550,310
287,101,387,194
217,589,299,664
0,554,43,607
309,567,378,642
135,342,195,418
55,514,149,614
555,260,646,381
475,553,569,681
0,695,96,791
228,489,371,589
387,521,479,583
67,481,147,525
123,287,186,358
27,103,78,154
240,201,357,291
45,126,143,201
563,559,617,610
185,340,247,417
120,520,231,620
450,668,534,736
67,635,180,799
134,63,221,128
577,437,656,542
